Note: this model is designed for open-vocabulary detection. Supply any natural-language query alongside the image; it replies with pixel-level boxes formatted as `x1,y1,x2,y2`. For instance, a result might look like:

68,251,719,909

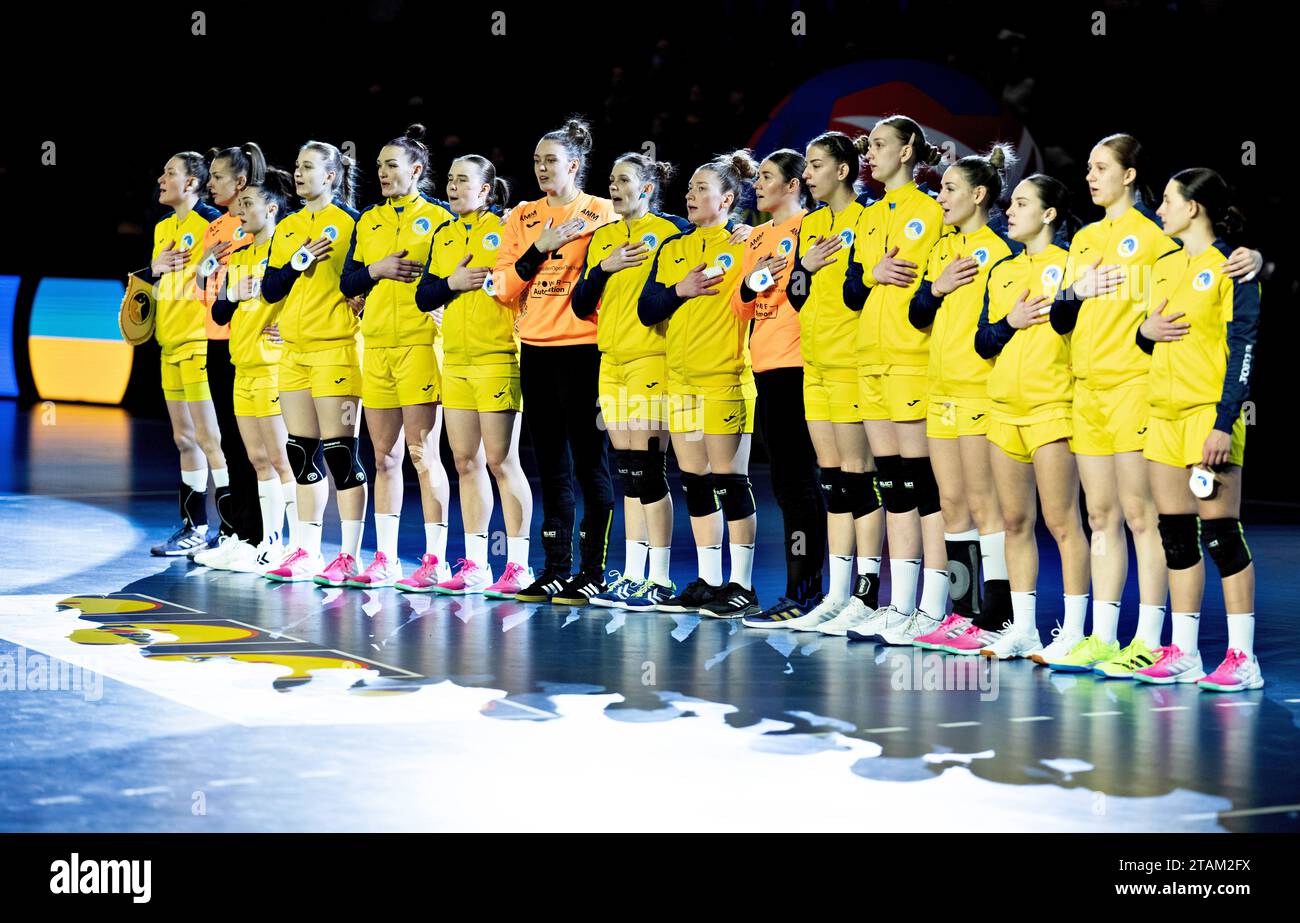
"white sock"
466,531,489,565
890,558,921,611
979,530,1008,581
1172,612,1201,654
920,568,949,616
624,539,649,583
301,520,323,557
1135,603,1166,647
1064,594,1089,636
425,521,449,559
375,513,400,560
340,519,363,559
1011,590,1037,631
211,467,229,489
256,477,284,545
829,554,854,602
282,481,299,549
181,467,208,492
858,555,882,577
649,546,671,586
698,544,723,587
1226,612,1255,658
729,543,755,590
1092,600,1121,643
507,534,530,569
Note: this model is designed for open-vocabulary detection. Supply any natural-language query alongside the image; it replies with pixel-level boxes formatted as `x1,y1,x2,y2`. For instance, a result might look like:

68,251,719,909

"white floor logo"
49,853,151,903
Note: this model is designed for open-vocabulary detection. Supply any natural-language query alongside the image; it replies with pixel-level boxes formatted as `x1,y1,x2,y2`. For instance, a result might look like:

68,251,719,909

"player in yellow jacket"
1133,168,1262,692
638,150,761,617
259,141,366,585
146,151,228,557
408,154,535,599
339,125,456,589
903,145,1019,648
975,174,1090,660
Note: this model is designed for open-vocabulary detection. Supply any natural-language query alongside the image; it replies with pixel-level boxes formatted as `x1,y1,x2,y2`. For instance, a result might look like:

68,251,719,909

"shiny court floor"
1,400,1298,832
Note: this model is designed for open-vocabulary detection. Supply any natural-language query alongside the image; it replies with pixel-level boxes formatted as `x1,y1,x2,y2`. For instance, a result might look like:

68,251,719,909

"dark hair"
613,151,675,211
805,131,862,196
207,141,267,187
300,140,358,208
539,116,595,187
877,115,945,169
763,148,814,210
698,149,760,215
170,151,209,201
382,123,434,196
251,166,296,219
1097,133,1155,209
455,154,510,210
953,142,1017,208
1172,167,1246,241
1021,173,1079,246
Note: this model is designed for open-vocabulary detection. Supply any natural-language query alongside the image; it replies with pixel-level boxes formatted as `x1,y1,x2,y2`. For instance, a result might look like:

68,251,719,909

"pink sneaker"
942,622,1005,655
314,552,360,587
1197,648,1264,693
264,548,326,583
396,554,448,593
347,551,402,588
484,562,531,599
913,614,972,650
1133,644,1205,685
433,558,493,595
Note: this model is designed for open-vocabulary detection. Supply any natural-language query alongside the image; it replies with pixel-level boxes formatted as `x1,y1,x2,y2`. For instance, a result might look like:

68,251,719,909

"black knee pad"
1202,517,1252,578
821,466,844,513
1157,513,1202,570
902,456,942,516
680,470,719,518
286,435,325,486
630,449,669,504
714,473,756,520
875,454,914,513
842,471,882,519
322,436,367,490
613,450,637,499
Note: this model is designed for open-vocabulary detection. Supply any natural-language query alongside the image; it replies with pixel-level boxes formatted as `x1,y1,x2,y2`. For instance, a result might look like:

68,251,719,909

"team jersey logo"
320,225,339,241
573,218,587,231
1117,235,1139,258
413,217,432,235
1041,265,1062,292
483,274,496,296
259,258,269,270
1193,269,1215,291
200,254,219,276
483,232,501,251
715,252,735,271
641,233,658,249
972,247,990,265
838,228,855,248
903,219,926,240
180,233,195,249
777,236,795,256
233,227,247,240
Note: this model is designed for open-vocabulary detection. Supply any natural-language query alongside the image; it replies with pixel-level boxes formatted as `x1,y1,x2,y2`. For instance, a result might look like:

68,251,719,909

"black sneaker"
656,577,723,613
700,582,760,619
551,571,608,606
515,569,570,603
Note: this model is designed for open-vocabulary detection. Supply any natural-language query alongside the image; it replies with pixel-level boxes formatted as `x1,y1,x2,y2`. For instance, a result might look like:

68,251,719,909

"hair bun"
564,117,593,153
405,123,427,143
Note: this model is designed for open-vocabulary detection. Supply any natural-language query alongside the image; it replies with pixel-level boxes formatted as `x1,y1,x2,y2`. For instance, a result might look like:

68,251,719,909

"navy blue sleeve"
843,243,869,311
738,278,757,304
908,283,942,330
210,291,236,327
637,246,686,326
260,263,302,304
661,213,693,233
975,283,1016,359
415,264,454,313
339,226,378,298
572,262,610,319
786,233,811,311
1051,286,1083,335
1215,280,1261,432
1135,326,1155,355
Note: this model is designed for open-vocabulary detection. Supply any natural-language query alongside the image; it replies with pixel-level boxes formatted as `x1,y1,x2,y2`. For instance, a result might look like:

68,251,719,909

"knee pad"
1202,517,1252,577
285,434,325,486
322,435,367,490
680,470,719,518
842,471,882,519
821,467,844,513
875,455,914,513
613,450,637,499
630,449,669,504
714,473,756,520
902,456,942,516
1157,513,1202,570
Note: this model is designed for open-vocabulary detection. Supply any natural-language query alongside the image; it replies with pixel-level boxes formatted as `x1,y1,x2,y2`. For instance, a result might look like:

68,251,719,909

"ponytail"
954,142,1017,209
701,149,759,215
806,130,863,196
208,141,267,187
457,154,510,210
301,140,358,208
614,151,676,211
1172,167,1247,243
878,115,943,169
1023,173,1079,247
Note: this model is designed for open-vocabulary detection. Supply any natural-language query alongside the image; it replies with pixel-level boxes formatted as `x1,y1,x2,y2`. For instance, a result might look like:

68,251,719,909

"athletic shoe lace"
1222,648,1247,672
367,552,390,570
452,557,477,577
498,562,526,583
1047,620,1064,640
412,554,439,579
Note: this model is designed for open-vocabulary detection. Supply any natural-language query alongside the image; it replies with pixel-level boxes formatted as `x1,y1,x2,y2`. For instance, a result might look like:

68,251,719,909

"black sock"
853,572,880,610
181,483,207,529
977,579,1013,629
214,485,234,536
945,536,981,619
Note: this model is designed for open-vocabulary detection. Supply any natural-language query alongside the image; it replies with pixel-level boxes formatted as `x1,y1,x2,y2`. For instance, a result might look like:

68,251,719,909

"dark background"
1,0,1293,513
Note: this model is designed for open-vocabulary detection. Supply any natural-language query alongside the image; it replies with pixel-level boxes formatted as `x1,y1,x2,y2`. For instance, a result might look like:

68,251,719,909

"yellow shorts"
1073,379,1148,456
1143,407,1247,469
233,370,281,418
442,363,522,413
160,346,210,402
600,354,667,427
987,412,1073,463
667,380,754,436
363,344,440,409
279,343,362,397
927,395,993,439
804,365,860,424
861,366,928,423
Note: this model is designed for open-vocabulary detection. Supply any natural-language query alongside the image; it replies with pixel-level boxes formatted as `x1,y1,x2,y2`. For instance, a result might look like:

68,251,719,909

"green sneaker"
1047,634,1121,673
1092,637,1157,679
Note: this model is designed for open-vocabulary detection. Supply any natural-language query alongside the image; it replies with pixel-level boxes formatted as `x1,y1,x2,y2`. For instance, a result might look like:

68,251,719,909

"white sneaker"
879,608,944,646
226,540,272,574
207,537,255,571
847,604,905,642
1031,622,1084,665
817,598,876,636
193,533,237,568
249,541,286,574
982,622,1042,659
780,595,851,632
